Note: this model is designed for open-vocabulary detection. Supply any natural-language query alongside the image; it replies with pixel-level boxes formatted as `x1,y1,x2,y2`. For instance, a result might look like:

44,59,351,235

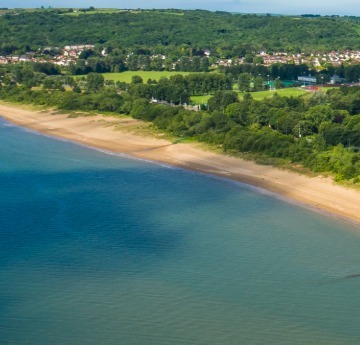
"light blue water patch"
0,116,360,345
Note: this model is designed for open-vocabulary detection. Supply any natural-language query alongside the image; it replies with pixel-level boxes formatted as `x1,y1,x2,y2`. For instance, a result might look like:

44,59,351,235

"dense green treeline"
1,10,360,56
3,59,360,97
64,51,360,81
0,62,233,102
1,8,359,185
223,64,360,84
1,72,360,183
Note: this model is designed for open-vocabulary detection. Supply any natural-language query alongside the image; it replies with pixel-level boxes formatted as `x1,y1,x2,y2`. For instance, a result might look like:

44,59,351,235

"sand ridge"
1,103,359,227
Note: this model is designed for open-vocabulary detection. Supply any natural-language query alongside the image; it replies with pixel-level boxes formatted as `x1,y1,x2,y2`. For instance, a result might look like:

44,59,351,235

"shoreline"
1,103,360,227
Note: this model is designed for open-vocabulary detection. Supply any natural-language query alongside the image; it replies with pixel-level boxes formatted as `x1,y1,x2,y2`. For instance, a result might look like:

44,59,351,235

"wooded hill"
1,9,360,55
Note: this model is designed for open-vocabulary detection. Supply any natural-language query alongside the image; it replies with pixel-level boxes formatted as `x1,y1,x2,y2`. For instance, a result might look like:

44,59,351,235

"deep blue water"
1,116,360,344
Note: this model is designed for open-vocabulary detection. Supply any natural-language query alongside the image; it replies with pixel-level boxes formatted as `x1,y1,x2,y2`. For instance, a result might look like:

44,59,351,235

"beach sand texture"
0,103,359,226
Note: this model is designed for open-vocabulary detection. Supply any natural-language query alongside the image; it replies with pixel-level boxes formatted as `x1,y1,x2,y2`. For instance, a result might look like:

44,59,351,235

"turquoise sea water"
1,116,360,345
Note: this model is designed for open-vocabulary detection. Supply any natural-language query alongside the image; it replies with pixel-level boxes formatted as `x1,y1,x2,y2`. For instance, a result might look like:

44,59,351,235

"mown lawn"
239,88,308,100
191,87,309,104
191,95,212,104
62,9,125,16
79,70,313,103
102,71,193,83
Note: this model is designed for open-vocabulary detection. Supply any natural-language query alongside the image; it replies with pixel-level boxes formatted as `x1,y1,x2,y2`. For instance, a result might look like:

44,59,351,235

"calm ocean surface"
1,116,360,344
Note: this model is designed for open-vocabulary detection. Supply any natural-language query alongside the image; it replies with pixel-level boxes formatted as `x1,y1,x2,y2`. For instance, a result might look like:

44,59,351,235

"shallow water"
1,117,360,344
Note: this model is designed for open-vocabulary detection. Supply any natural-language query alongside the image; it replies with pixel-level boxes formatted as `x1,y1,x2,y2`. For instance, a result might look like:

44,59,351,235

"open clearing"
81,71,327,104
191,87,309,104
102,71,193,83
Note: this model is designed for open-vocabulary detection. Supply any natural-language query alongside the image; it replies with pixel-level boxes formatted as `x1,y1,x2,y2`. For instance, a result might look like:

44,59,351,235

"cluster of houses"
0,44,95,66
259,50,360,67
214,50,360,68
1,44,360,71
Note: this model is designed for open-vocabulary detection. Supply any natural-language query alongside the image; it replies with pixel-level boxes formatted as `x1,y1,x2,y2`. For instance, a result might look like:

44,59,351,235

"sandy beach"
1,102,360,226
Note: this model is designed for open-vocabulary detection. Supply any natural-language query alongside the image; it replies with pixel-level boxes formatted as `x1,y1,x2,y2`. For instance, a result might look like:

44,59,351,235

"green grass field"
240,88,308,100
79,71,319,103
191,87,309,104
191,95,212,104
102,71,193,84
62,9,184,16
62,9,126,16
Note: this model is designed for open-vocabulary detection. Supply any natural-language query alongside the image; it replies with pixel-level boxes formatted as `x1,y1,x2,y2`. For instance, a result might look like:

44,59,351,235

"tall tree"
86,72,104,92
238,73,251,92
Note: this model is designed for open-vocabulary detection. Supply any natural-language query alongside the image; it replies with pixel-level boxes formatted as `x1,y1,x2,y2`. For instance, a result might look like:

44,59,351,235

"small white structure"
330,75,346,84
298,76,317,84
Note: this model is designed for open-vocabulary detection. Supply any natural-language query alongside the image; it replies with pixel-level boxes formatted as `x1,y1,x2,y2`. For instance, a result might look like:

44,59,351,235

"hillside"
1,9,360,55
